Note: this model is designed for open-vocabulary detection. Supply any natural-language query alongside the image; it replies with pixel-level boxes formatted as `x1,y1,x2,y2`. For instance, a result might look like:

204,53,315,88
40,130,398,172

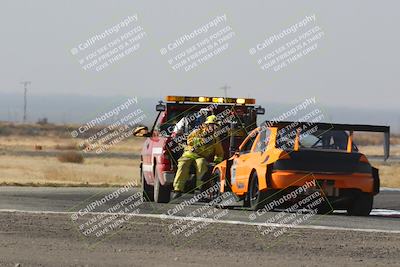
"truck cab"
140,95,265,203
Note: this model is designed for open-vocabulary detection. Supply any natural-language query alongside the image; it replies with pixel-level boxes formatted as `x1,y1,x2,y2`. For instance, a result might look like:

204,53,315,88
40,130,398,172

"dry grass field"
0,122,143,186
0,155,139,186
0,122,399,188
0,134,144,153
372,161,400,188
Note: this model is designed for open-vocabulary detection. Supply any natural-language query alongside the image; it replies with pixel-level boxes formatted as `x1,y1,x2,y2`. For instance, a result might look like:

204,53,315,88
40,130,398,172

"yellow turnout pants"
173,156,208,192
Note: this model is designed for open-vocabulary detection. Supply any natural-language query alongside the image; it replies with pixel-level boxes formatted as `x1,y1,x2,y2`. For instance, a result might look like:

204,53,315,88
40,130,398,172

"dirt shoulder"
0,212,399,266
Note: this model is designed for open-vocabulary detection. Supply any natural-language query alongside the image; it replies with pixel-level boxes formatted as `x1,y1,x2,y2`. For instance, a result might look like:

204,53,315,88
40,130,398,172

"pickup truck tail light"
160,150,171,165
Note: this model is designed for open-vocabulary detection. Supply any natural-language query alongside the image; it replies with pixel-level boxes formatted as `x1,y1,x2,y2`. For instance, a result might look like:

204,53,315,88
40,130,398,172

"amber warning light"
165,96,256,105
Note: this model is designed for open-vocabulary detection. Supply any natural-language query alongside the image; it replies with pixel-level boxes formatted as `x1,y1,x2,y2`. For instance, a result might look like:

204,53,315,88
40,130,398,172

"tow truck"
139,95,265,203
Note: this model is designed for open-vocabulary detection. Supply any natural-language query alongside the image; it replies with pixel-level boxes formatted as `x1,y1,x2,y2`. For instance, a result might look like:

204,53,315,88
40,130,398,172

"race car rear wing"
262,121,390,161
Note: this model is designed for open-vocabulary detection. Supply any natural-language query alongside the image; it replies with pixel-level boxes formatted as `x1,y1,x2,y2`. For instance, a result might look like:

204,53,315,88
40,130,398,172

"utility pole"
220,84,230,99
20,81,31,123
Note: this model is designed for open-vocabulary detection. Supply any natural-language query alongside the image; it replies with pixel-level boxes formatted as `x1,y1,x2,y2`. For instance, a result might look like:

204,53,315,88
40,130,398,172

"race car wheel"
346,192,373,216
246,172,274,210
141,168,154,202
315,202,334,215
154,169,171,203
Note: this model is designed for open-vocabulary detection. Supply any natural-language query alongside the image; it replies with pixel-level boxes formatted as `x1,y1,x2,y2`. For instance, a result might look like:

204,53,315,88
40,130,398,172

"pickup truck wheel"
347,192,373,216
154,170,171,203
141,168,154,202
246,172,274,211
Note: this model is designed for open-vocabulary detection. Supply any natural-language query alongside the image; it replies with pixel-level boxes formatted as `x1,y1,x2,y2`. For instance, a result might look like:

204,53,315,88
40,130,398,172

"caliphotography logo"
0,1,399,266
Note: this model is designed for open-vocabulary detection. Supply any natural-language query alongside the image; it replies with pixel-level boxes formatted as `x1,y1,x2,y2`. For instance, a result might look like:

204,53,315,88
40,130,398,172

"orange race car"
212,121,390,216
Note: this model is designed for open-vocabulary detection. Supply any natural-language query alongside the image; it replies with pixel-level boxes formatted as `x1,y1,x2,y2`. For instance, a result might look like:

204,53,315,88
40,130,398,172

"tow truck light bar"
165,95,256,105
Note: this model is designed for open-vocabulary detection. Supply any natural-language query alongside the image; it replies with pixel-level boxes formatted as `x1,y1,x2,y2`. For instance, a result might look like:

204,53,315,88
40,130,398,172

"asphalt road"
0,186,399,231
1,186,400,266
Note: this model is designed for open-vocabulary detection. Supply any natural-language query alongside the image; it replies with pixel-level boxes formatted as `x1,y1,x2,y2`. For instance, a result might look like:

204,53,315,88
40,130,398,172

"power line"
220,84,230,99
20,81,31,123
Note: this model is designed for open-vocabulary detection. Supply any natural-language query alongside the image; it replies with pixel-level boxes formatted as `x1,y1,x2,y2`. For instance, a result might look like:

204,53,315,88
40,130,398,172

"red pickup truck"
140,95,265,203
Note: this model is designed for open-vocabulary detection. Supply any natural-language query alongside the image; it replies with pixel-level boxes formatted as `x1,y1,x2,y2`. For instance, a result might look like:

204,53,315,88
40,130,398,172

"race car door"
231,129,259,195
231,128,271,195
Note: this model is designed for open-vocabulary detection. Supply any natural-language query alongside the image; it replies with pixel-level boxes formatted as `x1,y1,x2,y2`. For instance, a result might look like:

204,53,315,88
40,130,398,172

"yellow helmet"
205,115,217,124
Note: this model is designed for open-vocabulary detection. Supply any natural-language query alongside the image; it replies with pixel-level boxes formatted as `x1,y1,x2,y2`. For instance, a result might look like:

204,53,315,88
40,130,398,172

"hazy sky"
1,1,399,110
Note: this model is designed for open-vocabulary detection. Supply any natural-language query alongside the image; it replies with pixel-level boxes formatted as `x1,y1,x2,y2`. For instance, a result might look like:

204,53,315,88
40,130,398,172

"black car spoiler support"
262,121,390,161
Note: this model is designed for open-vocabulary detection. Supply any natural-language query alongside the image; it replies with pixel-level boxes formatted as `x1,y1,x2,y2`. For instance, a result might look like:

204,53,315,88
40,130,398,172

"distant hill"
0,93,399,133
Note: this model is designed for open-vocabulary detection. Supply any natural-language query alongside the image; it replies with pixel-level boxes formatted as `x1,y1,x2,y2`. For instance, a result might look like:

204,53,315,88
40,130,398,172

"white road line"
335,209,400,217
1,209,400,234
381,187,400,192
370,209,400,216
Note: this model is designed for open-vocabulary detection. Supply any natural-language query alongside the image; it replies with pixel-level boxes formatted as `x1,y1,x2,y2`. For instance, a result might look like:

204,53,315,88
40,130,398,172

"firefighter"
172,108,212,136
172,115,224,200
